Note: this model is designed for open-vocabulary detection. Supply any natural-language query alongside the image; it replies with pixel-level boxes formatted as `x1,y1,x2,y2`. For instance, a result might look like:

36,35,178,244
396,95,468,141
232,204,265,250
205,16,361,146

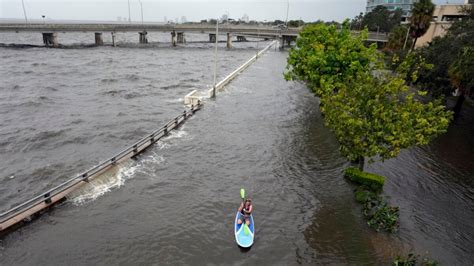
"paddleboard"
234,211,255,248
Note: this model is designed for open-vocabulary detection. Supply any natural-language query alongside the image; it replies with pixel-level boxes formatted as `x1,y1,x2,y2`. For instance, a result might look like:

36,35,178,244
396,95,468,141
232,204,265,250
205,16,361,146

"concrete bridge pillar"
209,33,216,43
42,32,58,47
226,32,232,49
279,35,295,50
139,31,148,44
177,32,185,44
171,30,177,46
94,32,103,45
111,32,117,47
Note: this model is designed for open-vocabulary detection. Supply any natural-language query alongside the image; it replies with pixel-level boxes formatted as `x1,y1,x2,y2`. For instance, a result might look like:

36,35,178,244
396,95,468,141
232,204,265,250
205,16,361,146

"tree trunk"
410,37,418,51
357,156,365,171
453,93,465,120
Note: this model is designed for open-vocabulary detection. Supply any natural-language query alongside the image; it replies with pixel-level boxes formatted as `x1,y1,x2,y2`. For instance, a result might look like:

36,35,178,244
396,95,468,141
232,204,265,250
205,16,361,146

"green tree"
448,47,474,119
386,25,413,51
363,6,403,33
285,22,451,170
409,0,435,50
285,22,380,99
350,12,365,30
287,20,305,27
321,57,451,169
415,6,474,117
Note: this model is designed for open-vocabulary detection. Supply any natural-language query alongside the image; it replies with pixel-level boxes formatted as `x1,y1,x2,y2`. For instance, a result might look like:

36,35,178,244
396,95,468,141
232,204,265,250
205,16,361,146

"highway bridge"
0,23,388,48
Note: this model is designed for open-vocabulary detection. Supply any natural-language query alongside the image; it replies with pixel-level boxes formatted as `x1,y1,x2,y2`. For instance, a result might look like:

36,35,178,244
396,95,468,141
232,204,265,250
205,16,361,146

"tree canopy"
351,6,403,33
414,5,474,117
409,0,435,49
386,25,413,51
285,22,451,169
284,23,379,99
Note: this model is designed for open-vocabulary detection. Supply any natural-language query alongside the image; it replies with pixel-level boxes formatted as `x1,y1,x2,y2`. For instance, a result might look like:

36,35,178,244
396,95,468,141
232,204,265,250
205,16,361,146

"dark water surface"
0,33,473,265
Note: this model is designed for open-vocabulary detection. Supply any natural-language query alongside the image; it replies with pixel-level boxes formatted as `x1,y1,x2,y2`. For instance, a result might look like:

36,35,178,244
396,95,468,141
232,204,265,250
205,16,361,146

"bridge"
0,23,388,48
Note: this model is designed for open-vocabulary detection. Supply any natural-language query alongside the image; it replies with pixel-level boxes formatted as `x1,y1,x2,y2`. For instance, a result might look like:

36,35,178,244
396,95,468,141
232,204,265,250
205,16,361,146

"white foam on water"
68,162,139,205
141,152,165,165
165,97,184,103
156,141,170,150
165,129,189,140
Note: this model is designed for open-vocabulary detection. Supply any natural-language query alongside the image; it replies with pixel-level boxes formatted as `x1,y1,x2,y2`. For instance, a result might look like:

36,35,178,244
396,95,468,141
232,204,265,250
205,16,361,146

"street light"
138,0,144,26
41,15,45,24
128,0,131,24
21,0,28,23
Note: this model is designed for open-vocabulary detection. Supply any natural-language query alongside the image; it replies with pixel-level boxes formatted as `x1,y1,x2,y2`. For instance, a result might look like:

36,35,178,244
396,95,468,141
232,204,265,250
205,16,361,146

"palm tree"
409,0,435,50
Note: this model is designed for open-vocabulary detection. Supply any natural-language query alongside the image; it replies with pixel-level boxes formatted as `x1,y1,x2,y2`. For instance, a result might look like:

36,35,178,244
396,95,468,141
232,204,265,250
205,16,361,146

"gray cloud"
0,0,466,23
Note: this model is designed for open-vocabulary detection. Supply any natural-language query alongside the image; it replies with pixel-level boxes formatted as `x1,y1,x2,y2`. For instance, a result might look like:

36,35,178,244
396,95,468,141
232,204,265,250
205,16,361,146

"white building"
241,14,250,23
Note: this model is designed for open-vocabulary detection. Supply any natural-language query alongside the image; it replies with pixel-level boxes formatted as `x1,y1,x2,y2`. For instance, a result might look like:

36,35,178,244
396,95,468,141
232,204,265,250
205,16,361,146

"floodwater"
0,32,473,265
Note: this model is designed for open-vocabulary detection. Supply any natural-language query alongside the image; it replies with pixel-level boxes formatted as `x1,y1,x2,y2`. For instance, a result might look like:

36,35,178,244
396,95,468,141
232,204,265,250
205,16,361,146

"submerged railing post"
44,193,52,204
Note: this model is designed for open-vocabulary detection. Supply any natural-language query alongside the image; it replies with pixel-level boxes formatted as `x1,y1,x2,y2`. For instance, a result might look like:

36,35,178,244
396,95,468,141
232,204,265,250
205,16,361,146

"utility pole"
212,19,219,98
285,0,289,28
139,0,144,26
128,0,131,24
21,0,28,23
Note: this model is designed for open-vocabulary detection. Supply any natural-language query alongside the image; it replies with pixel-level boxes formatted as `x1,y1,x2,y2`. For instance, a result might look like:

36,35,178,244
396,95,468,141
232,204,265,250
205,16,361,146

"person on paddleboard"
237,198,253,226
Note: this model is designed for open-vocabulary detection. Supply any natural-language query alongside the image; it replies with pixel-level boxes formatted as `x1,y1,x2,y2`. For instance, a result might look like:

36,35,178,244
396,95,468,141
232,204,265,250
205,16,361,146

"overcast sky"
0,0,465,22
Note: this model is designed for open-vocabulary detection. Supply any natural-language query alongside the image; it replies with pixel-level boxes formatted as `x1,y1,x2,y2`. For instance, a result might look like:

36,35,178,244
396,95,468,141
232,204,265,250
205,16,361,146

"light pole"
128,0,131,24
403,26,410,50
41,15,45,24
21,0,28,23
285,0,289,28
212,18,218,98
138,0,144,26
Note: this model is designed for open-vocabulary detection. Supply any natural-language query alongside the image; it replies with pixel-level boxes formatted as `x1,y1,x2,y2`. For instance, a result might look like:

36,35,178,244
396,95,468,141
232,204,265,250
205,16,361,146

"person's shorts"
239,213,250,222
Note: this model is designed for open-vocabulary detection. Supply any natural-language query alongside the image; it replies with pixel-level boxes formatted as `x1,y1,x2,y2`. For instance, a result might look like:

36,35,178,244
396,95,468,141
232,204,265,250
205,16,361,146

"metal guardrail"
207,40,278,97
0,102,201,231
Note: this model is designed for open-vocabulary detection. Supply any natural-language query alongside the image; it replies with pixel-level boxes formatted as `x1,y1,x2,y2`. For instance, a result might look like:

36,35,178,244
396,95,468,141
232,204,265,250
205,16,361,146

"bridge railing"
0,102,202,231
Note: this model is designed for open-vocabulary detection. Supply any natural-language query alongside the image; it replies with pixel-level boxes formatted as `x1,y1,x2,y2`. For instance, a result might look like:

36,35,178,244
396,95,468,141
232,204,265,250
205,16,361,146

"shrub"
344,167,385,191
354,186,378,203
354,186,400,232
393,253,438,266
366,202,400,233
